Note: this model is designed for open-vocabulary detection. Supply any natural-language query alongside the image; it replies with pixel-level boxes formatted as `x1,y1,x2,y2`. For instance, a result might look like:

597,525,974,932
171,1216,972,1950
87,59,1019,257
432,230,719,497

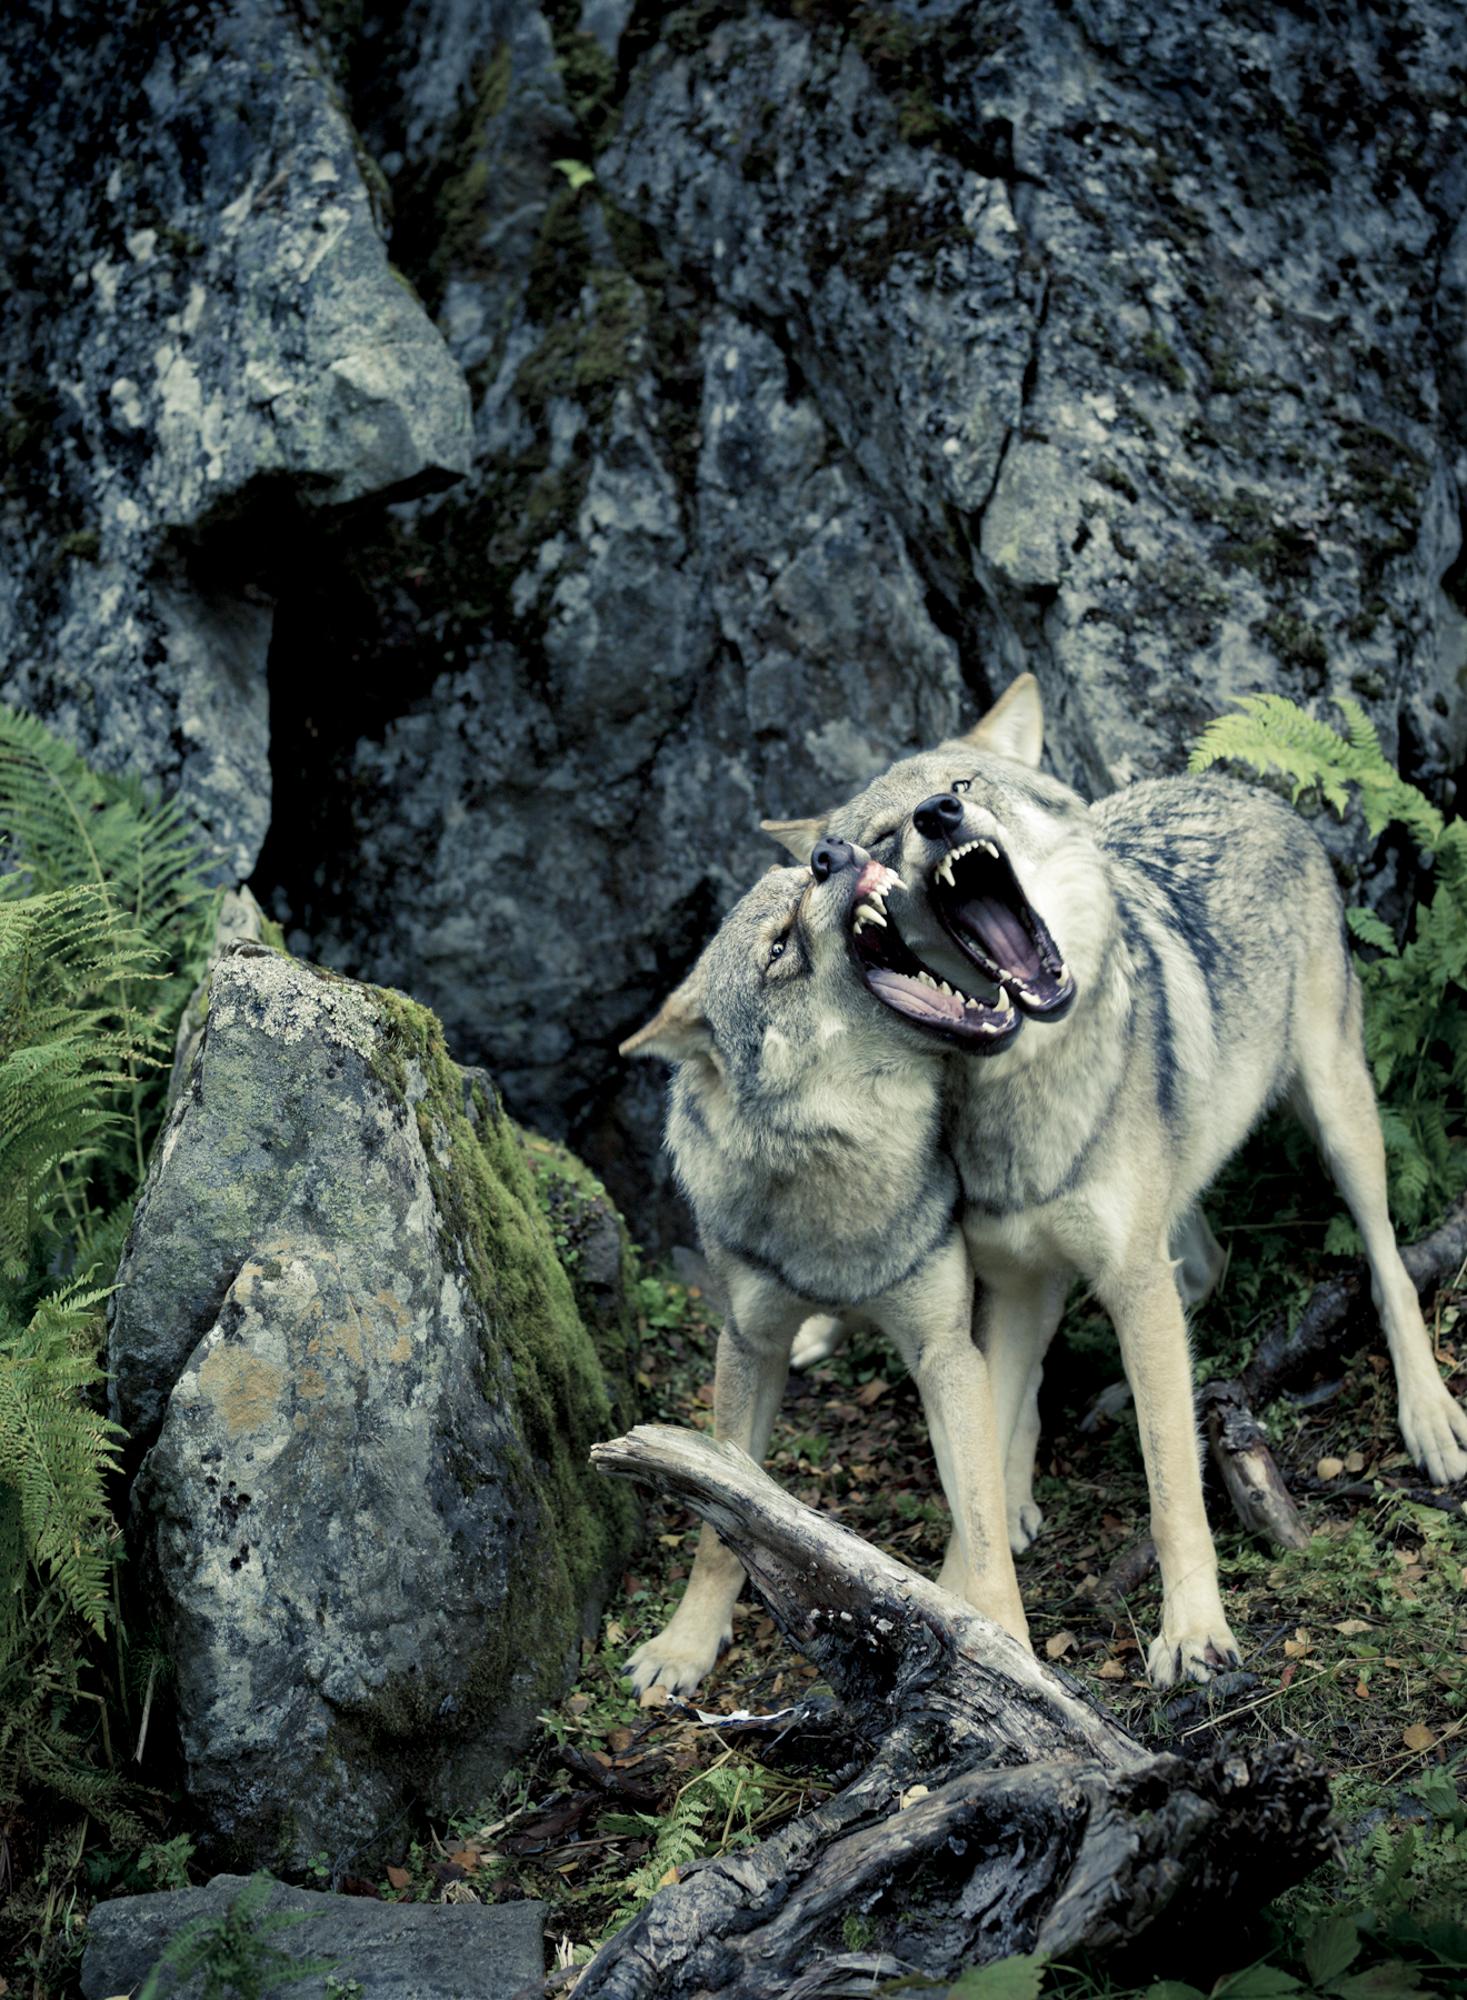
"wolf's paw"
1145,1622,1241,1689
1008,1501,1045,1555
1398,1378,1467,1487
626,1619,730,1698
791,1314,846,1372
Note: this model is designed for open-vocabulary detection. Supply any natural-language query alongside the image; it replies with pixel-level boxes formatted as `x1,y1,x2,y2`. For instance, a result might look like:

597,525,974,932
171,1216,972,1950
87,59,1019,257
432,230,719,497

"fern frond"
0,704,206,925
1346,906,1398,956
0,1286,124,1633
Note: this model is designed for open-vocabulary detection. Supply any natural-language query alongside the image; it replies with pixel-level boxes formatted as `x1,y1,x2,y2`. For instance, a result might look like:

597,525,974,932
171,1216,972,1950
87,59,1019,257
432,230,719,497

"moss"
1210,487,1316,587
364,988,637,1750
1141,555,1229,652
1255,610,1328,687
1093,459,1139,503
58,530,100,563
543,0,619,154
401,40,512,312
1136,329,1188,392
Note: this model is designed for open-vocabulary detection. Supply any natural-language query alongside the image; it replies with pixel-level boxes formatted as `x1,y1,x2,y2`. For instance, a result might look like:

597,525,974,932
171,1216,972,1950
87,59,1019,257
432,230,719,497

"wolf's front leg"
1099,1258,1240,1688
625,1267,802,1697
880,1238,1030,1648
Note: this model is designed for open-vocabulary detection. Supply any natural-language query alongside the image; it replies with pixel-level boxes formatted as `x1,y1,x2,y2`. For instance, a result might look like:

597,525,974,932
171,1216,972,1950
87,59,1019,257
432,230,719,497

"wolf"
764,675,1467,1685
619,847,1031,1695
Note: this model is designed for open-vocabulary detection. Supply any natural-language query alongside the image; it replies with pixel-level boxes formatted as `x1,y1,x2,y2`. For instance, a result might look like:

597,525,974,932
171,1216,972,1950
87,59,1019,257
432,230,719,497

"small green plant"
139,1833,197,1892
136,1873,337,2000
602,1759,800,1934
1191,694,1467,1236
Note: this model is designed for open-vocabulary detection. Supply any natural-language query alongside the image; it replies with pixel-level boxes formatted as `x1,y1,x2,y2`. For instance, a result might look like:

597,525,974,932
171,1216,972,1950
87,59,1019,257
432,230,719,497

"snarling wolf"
763,674,1467,1685
620,853,1028,1694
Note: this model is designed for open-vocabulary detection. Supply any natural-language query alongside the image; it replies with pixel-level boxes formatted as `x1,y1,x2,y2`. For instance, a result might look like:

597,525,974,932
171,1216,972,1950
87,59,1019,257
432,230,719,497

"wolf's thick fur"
620,854,1028,1695
770,677,1467,1685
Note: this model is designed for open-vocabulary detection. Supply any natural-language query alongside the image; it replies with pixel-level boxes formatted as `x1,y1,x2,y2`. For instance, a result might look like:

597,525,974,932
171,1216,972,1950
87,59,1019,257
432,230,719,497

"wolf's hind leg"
790,1313,847,1371
977,1271,1066,1554
626,1267,804,1696
1291,996,1467,1485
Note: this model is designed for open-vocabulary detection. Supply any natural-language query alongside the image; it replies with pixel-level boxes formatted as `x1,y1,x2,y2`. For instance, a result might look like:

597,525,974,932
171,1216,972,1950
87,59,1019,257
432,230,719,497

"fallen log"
577,1426,1331,2000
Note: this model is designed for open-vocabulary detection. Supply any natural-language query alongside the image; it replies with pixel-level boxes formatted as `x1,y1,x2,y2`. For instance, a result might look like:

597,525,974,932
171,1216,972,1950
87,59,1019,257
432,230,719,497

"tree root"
577,1427,1331,1999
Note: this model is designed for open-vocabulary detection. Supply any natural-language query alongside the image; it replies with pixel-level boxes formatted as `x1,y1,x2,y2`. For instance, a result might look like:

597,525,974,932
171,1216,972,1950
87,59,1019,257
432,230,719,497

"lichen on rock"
117,944,636,1869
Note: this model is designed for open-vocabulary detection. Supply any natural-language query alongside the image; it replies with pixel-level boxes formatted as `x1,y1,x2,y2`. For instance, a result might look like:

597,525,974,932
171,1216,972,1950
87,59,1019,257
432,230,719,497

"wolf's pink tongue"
956,896,1039,977
867,969,959,1019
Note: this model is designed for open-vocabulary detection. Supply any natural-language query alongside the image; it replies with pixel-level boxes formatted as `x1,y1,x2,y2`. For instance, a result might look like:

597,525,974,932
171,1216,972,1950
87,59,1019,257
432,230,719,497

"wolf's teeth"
939,980,953,996
917,971,936,988
936,858,955,887
964,997,980,1011
855,902,886,927
981,839,999,858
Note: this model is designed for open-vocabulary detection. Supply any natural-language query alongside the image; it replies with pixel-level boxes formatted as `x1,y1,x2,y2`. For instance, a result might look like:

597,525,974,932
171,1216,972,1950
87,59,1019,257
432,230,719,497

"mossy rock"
121,947,638,1871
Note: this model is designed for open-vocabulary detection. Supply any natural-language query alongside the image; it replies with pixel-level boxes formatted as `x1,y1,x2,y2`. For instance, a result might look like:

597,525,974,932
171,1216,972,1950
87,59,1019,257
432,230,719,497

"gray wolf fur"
620,848,1030,1695
764,674,1467,1686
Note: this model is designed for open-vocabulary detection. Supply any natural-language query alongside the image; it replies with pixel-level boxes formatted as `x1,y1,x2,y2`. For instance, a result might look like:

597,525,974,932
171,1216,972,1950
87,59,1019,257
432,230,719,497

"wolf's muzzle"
811,837,859,881
913,793,965,840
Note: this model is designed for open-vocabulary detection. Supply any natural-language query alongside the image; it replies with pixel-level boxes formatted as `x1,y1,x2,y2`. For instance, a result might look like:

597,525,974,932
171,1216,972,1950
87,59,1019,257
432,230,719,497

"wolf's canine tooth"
855,902,886,927
981,839,999,858
937,858,955,887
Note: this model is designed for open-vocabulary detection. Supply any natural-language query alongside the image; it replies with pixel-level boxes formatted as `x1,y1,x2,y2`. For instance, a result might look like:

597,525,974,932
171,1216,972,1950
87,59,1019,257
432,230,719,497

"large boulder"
80,1875,545,2000
112,943,636,1870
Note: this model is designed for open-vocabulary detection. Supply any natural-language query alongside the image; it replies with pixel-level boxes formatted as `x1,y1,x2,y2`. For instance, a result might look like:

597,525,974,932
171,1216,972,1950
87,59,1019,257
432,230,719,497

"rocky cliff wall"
4,0,1465,1238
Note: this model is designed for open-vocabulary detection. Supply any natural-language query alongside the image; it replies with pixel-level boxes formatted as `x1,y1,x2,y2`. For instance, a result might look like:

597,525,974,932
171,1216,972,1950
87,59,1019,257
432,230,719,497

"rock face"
80,1875,545,2000
0,0,472,880
6,1,1467,1237
112,944,636,1869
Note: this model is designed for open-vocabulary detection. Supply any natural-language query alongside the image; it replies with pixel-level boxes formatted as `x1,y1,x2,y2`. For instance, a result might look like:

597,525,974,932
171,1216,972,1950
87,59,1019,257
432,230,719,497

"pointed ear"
958,673,1044,768
619,969,711,1062
758,815,824,863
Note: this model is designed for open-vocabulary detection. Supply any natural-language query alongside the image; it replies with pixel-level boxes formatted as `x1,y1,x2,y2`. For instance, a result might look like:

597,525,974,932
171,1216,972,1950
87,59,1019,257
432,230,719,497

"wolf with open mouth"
765,674,1467,1688
619,850,1029,1697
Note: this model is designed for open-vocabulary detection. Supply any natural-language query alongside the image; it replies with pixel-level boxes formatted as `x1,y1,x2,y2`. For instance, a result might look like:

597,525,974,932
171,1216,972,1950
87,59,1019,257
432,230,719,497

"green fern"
0,887,161,1278
0,709,217,1890
0,703,215,1188
1191,695,1467,1233
0,1284,125,1633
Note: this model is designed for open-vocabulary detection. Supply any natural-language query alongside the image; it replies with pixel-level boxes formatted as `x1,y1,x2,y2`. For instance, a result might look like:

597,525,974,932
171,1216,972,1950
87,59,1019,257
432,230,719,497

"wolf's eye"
951,777,972,794
870,826,899,847
768,937,787,964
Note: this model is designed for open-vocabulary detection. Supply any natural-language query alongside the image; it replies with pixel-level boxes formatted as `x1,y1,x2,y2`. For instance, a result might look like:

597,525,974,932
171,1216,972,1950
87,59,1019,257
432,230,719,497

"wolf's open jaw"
929,839,1075,1018
848,859,1022,1050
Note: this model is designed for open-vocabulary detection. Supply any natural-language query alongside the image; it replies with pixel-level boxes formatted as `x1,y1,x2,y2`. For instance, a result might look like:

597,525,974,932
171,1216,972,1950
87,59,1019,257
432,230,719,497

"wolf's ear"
959,673,1044,768
619,970,711,1062
759,815,824,863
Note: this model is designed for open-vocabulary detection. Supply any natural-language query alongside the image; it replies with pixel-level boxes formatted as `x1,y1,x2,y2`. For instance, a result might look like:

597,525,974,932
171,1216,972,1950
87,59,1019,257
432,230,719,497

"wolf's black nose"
914,793,965,840
811,838,856,882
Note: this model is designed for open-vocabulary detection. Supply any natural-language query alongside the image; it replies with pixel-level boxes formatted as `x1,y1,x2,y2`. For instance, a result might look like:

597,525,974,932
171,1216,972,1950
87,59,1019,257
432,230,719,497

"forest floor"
401,1164,1467,1998
25,1159,1467,1998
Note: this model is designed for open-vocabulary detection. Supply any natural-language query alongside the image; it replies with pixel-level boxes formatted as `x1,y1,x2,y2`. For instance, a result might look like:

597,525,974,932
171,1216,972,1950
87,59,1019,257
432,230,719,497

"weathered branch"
1199,1379,1311,1551
579,1426,1330,1998
1243,1192,1467,1408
